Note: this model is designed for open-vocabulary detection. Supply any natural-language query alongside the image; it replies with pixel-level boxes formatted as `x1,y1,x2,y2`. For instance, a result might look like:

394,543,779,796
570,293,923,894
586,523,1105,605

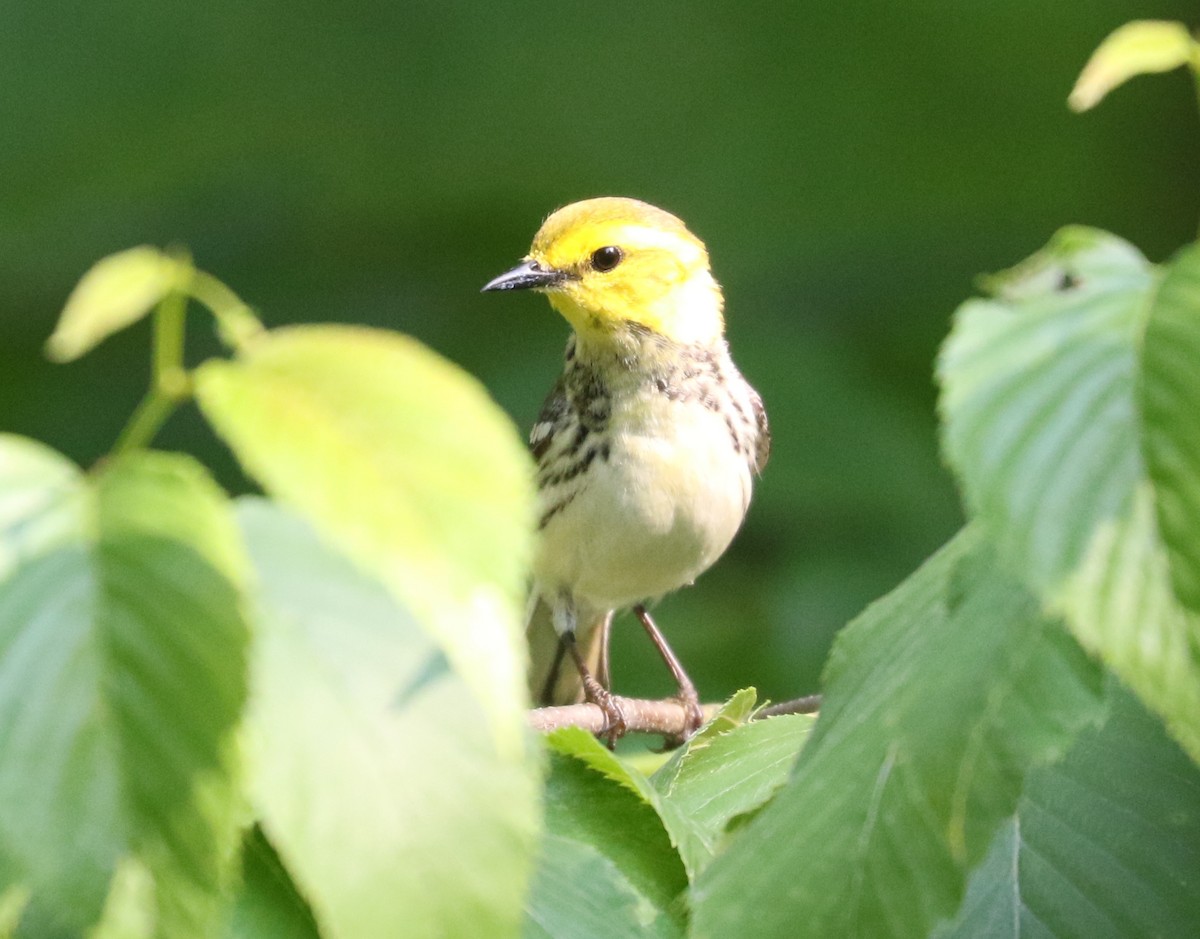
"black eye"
590,246,624,272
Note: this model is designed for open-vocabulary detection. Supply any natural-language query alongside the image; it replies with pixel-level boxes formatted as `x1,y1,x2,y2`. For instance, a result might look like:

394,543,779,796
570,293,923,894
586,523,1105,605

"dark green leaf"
691,529,1105,939
524,751,687,939
544,729,712,880
225,828,320,939
934,685,1200,938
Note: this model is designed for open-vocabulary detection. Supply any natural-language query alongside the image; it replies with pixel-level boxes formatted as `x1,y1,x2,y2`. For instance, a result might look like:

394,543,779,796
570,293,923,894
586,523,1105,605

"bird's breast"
534,387,754,613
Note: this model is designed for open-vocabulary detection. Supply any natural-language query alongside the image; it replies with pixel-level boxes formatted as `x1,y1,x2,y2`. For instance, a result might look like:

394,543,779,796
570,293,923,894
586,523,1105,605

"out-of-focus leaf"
44,247,183,362
224,828,320,939
194,325,534,754
0,435,84,582
691,529,1105,939
933,685,1200,938
238,500,537,939
1069,20,1195,112
89,860,154,939
1140,243,1200,611
939,228,1200,762
0,886,26,939
0,446,247,936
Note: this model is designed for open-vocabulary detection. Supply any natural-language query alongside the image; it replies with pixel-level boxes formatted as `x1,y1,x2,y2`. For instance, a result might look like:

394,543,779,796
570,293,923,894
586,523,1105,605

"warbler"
483,197,769,740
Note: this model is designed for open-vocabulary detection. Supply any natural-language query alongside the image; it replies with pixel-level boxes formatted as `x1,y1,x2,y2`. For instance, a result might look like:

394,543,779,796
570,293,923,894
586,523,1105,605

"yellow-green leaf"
1069,20,1196,112
238,501,538,939
45,247,183,362
193,324,535,753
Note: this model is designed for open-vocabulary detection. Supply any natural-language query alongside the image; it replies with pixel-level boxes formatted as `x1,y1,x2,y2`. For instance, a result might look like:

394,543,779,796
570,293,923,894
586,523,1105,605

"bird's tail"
526,597,610,706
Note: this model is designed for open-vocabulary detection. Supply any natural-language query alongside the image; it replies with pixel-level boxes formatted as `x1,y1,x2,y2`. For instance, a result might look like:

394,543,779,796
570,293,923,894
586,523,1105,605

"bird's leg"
633,604,704,743
564,631,627,748
538,638,568,706
595,610,614,691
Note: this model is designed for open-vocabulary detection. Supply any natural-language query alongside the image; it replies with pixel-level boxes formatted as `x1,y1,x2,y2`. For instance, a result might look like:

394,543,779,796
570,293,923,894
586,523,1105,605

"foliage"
1,257,538,937
1,19,1199,939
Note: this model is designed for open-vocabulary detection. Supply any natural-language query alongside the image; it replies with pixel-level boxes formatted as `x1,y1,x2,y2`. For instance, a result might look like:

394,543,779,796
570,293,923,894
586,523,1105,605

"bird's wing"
529,374,569,462
750,386,771,474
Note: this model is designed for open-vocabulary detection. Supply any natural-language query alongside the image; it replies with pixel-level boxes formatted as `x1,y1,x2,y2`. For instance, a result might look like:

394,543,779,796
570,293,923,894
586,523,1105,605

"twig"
755,694,823,718
528,693,822,738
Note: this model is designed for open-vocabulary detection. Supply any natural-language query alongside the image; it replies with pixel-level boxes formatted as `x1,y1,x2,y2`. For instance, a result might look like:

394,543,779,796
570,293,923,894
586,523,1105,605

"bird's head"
483,197,725,346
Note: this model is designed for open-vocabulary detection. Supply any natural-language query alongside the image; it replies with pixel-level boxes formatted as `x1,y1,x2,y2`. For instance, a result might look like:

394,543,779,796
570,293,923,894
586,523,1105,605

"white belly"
533,402,752,615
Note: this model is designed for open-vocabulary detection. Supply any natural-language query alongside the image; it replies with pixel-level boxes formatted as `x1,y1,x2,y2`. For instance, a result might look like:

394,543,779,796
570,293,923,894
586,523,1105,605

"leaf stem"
190,269,265,351
110,290,192,457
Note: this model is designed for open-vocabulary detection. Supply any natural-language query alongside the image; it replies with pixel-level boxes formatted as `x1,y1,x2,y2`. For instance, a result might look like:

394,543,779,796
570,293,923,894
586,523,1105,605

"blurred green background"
3,1,1197,702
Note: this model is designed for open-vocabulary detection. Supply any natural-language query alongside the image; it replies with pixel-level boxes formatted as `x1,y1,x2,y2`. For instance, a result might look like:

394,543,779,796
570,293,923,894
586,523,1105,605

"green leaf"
644,688,759,793
1069,20,1196,112
194,325,535,753
933,685,1200,938
0,886,26,939
524,750,687,939
542,693,787,884
690,529,1105,939
89,859,155,939
651,713,813,846
545,729,713,880
238,499,538,939
44,247,183,362
224,828,320,939
1140,244,1200,610
0,446,248,936
938,228,1200,762
0,435,85,582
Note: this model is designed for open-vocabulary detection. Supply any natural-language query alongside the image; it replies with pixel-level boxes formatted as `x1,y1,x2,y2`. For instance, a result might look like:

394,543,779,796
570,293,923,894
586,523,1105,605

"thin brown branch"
528,693,822,739
528,697,720,736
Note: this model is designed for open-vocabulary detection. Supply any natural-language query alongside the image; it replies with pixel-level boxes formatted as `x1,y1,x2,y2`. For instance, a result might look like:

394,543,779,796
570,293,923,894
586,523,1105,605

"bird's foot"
564,630,627,748
581,672,628,748
662,679,705,749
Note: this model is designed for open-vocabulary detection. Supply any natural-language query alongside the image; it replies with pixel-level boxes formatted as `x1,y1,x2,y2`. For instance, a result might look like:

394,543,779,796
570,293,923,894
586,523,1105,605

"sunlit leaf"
44,247,183,362
939,228,1200,762
194,325,535,754
1069,20,1195,112
238,500,538,939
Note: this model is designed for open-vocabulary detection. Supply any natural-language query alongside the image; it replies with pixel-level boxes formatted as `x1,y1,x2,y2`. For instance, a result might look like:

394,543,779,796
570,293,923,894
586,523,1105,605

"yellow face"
484,198,725,345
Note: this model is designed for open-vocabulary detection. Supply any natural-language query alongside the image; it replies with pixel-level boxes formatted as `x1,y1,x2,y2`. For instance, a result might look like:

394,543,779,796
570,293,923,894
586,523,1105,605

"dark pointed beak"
481,259,567,293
